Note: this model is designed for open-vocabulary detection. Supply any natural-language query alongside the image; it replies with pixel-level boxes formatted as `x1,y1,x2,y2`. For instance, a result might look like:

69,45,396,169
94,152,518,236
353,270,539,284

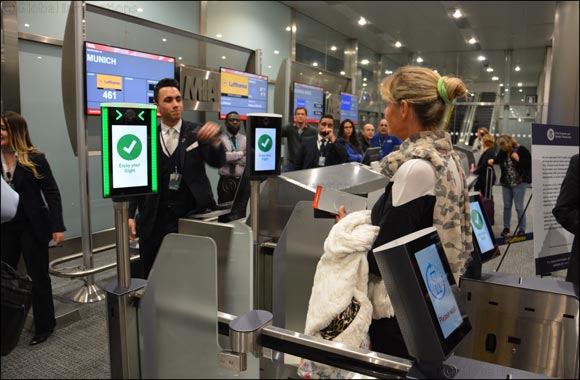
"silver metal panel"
456,272,579,378
272,201,336,333
258,163,387,240
1,1,21,113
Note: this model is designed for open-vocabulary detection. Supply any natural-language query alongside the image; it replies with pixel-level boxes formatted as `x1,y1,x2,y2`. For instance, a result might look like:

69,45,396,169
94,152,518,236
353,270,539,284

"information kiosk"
246,113,282,179
101,102,158,378
372,226,472,378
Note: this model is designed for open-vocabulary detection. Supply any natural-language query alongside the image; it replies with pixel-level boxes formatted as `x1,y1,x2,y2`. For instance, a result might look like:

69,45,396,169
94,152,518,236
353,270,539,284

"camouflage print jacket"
380,130,473,281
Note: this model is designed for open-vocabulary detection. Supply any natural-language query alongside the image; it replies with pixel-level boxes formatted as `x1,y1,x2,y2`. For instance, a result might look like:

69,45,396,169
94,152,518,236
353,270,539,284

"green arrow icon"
115,110,123,120
258,134,273,152
117,134,142,161
138,111,145,121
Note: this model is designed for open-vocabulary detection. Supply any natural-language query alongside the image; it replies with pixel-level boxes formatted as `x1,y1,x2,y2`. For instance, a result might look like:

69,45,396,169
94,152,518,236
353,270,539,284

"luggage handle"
485,166,494,199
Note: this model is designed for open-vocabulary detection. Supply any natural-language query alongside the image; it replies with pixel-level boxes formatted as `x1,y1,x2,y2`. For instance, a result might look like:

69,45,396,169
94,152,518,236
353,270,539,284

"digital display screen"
220,68,268,120
470,201,495,254
254,128,277,171
415,244,464,339
340,92,358,124
293,82,324,123
111,124,148,189
85,42,175,115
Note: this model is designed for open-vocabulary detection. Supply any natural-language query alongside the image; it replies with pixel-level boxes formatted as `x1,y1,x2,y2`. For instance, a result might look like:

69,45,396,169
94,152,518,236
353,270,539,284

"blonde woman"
488,134,531,237
337,66,473,358
1,111,65,345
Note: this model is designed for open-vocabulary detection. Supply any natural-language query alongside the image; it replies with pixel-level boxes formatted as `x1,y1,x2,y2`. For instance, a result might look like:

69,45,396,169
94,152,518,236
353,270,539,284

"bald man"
358,123,375,152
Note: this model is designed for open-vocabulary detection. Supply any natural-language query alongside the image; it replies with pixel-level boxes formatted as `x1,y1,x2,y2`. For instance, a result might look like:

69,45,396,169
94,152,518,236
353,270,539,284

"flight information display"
340,92,359,124
220,68,268,120
293,82,324,123
85,42,175,115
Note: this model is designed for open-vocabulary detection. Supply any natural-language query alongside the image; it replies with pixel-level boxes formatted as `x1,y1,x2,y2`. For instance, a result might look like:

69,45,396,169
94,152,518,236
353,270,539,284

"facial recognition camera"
246,113,282,179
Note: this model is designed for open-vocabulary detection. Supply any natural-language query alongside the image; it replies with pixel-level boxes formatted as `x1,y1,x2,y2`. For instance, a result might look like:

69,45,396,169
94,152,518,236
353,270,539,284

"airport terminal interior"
1,1,579,379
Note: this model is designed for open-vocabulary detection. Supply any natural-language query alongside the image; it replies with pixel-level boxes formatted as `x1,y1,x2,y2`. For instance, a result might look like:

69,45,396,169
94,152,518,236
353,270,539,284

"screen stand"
409,360,458,379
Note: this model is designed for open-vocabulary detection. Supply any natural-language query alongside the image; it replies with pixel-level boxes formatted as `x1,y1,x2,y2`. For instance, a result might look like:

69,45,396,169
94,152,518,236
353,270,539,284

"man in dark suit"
128,78,226,278
295,114,347,170
281,107,318,172
553,154,579,288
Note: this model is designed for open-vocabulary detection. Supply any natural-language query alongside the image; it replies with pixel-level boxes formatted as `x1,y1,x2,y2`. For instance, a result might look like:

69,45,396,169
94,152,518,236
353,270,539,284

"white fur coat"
303,210,395,348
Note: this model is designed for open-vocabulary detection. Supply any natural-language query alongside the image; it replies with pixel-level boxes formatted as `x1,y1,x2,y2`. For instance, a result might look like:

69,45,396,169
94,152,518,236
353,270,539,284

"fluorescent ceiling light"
486,67,494,72
340,71,346,75
492,76,499,81
330,46,337,51
313,62,318,67
477,56,486,61
361,59,370,65
395,41,402,48
515,66,521,71
517,82,522,87
468,38,477,44
358,17,367,26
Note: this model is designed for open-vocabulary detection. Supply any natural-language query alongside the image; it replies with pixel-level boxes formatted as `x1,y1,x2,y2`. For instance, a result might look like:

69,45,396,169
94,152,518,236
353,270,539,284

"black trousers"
138,208,179,279
369,316,412,360
1,219,56,335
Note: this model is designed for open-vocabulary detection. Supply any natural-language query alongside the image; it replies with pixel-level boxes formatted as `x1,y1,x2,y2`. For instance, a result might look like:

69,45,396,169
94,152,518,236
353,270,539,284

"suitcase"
1,261,33,356
481,166,495,225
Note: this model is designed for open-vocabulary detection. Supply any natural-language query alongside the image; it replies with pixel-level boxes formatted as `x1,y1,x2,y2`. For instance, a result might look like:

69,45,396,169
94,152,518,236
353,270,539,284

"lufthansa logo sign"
179,66,221,112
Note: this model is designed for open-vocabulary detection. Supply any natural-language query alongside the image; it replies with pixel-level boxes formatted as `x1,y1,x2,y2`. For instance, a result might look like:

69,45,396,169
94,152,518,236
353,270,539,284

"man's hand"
52,232,65,245
197,121,221,144
128,218,137,241
326,128,337,143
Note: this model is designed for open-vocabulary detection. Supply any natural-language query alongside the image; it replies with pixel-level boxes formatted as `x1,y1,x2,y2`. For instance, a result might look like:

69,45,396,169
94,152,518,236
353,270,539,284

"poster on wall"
531,123,579,275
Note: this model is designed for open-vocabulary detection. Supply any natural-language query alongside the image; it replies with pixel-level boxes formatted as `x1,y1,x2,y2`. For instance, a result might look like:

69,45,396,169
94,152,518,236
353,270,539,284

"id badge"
169,171,182,190
318,156,326,166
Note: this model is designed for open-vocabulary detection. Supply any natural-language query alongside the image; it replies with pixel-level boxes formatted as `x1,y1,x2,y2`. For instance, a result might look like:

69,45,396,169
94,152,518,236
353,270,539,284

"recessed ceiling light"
292,26,297,32
517,82,522,87
468,38,477,44
358,17,367,26
82,19,85,23
313,62,318,67
330,46,337,51
505,89,509,92
492,76,499,81
385,70,393,74
500,83,504,87
361,59,369,65
340,71,346,75
162,38,167,42
221,56,226,60
486,67,494,72
416,57,423,63
477,56,486,61
518,117,522,121
515,65,521,71
363,83,368,87
37,56,42,59
216,33,222,38
519,89,523,92
268,65,272,69
178,57,182,60
286,26,291,31
452,9,463,18
363,77,367,81
137,8,143,12
394,41,402,48
319,72,323,75
24,23,30,27
274,50,279,55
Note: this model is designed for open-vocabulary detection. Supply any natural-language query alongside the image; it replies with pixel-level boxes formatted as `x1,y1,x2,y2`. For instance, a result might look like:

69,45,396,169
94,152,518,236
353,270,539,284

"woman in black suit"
1,111,66,345
470,133,496,198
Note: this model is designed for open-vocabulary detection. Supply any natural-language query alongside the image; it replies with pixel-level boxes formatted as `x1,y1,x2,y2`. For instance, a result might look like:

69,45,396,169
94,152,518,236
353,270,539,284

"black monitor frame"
362,146,381,165
246,113,282,179
469,192,500,262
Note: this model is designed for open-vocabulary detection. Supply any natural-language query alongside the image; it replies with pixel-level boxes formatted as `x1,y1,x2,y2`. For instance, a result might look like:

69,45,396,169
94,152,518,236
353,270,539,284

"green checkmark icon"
258,134,273,152
117,134,142,160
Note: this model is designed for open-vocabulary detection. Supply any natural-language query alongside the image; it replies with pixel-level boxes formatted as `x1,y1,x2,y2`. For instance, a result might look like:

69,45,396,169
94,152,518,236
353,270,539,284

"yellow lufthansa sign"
221,72,249,97
97,74,123,90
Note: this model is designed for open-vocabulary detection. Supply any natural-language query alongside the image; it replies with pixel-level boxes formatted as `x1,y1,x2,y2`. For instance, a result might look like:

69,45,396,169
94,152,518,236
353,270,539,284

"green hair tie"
437,77,451,104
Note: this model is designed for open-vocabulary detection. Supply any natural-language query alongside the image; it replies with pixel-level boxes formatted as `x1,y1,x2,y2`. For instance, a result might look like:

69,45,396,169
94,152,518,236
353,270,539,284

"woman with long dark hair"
1,111,66,345
337,119,363,163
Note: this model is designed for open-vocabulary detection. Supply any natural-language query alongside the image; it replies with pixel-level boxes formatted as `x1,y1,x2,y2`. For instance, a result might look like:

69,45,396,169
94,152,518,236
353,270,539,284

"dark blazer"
129,120,226,237
552,154,579,288
281,123,318,165
7,152,65,242
493,145,532,185
473,147,496,197
294,135,348,170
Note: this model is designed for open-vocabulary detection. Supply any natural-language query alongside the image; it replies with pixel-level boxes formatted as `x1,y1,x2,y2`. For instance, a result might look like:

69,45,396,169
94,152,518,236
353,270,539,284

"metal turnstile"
456,272,579,378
